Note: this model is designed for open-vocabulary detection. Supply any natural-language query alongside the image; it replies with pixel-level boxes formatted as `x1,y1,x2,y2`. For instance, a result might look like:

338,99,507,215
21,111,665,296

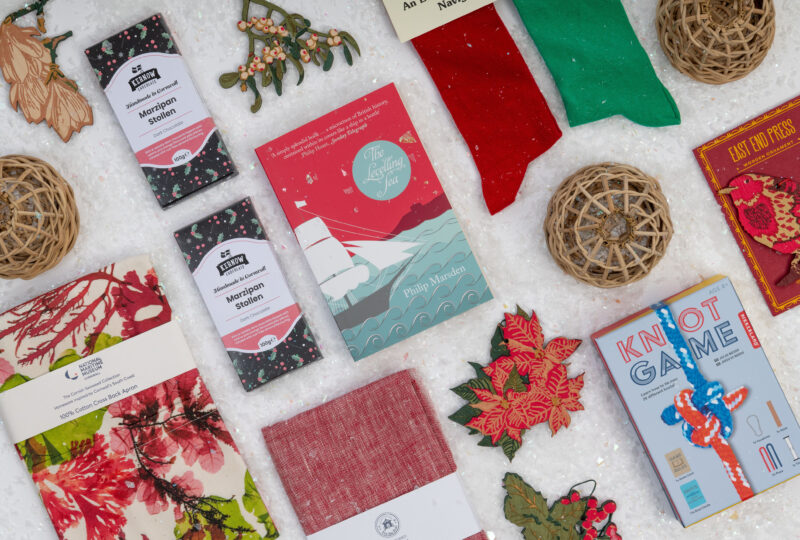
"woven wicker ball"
544,163,673,289
656,0,775,85
0,155,79,280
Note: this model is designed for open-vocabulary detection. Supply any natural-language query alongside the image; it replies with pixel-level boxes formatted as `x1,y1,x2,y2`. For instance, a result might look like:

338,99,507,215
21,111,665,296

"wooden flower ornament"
0,0,92,142
219,0,360,112
450,307,584,461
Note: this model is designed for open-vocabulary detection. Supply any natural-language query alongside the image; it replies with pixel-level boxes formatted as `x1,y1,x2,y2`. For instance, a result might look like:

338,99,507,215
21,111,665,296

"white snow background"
1,0,799,538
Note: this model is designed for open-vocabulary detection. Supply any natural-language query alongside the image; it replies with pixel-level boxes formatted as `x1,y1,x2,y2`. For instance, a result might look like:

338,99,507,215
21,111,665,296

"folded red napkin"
263,370,486,539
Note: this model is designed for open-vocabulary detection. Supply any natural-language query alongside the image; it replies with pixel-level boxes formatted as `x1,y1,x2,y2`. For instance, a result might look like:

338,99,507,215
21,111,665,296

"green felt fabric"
513,0,680,128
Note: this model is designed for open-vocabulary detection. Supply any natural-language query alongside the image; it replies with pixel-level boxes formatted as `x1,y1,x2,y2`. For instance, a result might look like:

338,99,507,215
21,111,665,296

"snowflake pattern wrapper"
450,307,585,461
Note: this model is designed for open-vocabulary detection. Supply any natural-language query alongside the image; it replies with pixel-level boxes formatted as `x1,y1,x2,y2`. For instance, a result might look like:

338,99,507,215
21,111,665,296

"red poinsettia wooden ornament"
450,307,584,461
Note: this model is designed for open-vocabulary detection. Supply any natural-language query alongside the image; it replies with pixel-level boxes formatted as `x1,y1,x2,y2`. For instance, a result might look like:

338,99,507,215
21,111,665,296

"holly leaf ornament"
450,307,584,461
503,474,623,540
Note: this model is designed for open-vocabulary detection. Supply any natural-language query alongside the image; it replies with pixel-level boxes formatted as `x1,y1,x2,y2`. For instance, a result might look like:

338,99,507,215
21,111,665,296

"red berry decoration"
503,475,623,540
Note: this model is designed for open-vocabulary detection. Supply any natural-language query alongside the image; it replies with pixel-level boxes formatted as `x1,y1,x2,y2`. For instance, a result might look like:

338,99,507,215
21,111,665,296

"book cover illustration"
592,277,800,526
694,96,800,315
256,84,492,359
175,198,321,391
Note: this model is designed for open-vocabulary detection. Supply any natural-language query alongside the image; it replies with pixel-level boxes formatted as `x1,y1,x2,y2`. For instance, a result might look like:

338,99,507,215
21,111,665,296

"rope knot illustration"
652,302,754,501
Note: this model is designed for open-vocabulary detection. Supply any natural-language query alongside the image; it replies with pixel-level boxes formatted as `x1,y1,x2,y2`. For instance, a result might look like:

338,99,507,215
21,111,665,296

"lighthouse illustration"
294,202,418,330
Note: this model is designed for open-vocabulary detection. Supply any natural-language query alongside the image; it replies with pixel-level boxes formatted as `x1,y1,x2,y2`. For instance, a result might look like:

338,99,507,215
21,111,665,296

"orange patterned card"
694,95,800,316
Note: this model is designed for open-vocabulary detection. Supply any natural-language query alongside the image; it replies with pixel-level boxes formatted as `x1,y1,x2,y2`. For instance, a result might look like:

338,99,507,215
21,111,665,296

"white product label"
0,322,195,443
307,473,482,540
193,238,299,353
381,0,496,42
105,53,214,167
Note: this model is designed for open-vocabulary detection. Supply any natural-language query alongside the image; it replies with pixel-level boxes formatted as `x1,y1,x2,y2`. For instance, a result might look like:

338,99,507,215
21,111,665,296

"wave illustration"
338,209,492,360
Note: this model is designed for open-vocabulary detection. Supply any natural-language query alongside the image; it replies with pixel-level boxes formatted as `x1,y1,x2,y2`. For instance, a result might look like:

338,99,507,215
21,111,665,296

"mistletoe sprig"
219,0,360,112
450,307,585,461
503,474,623,540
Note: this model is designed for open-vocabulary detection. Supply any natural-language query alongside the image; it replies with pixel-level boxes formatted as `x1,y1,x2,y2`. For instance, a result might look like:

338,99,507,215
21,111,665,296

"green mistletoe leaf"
322,49,334,71
343,44,353,66
220,72,240,88
340,32,361,56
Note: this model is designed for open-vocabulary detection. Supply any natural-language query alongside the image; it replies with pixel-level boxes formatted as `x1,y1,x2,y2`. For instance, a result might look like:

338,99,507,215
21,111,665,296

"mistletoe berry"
603,501,617,514
587,497,598,509
570,491,581,502
237,20,247,31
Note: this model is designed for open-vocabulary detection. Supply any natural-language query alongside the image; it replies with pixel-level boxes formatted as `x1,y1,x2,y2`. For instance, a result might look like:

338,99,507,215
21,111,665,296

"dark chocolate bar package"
175,198,322,391
85,14,235,207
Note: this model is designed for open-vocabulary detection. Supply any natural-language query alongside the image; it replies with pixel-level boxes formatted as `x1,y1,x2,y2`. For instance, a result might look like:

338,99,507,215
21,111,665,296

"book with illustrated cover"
256,84,492,360
695,96,800,315
592,276,800,526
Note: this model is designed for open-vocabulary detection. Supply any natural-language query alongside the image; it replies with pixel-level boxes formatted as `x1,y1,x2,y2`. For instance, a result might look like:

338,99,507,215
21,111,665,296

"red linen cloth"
262,370,486,539
412,4,562,215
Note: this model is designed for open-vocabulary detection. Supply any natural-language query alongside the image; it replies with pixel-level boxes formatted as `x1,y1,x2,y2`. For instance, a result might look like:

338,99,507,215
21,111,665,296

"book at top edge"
254,83,492,360
592,276,800,527
693,95,800,315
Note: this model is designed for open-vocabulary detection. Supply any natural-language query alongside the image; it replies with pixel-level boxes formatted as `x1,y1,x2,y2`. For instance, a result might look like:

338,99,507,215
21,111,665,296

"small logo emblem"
128,67,160,91
64,369,79,381
374,512,400,538
217,253,249,276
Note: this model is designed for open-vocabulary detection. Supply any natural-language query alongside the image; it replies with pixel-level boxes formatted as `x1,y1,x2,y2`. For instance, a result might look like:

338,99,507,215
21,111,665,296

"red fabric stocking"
412,4,561,214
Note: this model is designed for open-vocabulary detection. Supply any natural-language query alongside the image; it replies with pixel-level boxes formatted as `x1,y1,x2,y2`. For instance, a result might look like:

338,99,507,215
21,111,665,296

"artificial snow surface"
1,0,799,538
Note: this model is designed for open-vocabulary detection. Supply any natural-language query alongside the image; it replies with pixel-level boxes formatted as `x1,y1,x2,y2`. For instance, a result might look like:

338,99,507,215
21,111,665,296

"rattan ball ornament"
656,0,775,85
544,163,673,288
0,155,79,280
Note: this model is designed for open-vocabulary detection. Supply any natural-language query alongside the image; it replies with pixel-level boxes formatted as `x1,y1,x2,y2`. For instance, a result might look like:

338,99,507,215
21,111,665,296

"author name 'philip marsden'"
402,265,465,298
